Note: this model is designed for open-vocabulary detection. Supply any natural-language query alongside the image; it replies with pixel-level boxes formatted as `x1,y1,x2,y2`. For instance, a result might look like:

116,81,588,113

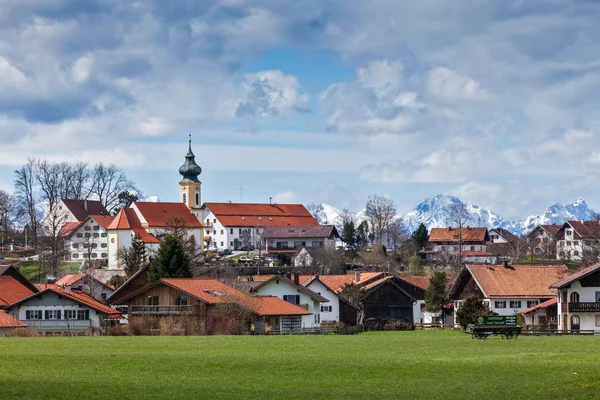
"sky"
1,0,600,219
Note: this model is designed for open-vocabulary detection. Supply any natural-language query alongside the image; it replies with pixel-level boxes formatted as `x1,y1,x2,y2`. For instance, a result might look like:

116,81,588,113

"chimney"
47,275,56,284
503,260,509,268
355,270,361,282
293,273,299,286
84,199,88,211
65,284,71,294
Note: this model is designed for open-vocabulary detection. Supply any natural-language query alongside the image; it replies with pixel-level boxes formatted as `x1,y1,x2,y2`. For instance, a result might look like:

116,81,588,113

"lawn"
0,331,599,400
17,261,80,283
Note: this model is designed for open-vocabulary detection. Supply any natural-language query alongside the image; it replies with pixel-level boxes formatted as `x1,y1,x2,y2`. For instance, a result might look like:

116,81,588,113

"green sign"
475,316,517,326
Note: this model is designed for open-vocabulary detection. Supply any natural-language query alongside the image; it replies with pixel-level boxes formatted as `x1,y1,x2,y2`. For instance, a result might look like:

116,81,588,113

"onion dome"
179,134,202,183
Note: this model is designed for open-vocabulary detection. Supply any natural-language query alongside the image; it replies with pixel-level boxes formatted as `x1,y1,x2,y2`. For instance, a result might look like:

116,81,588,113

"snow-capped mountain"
308,196,598,236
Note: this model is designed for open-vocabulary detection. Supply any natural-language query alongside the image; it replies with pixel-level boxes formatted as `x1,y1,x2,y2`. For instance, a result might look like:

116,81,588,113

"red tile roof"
397,275,430,290
203,202,318,227
0,276,37,306
55,274,115,291
61,199,110,221
540,224,562,236
429,227,488,243
257,273,385,293
59,222,81,237
466,264,570,298
522,298,557,314
107,209,160,243
564,220,600,239
550,263,600,288
60,215,116,238
251,275,329,302
459,251,496,257
253,296,311,316
0,311,27,328
133,202,202,228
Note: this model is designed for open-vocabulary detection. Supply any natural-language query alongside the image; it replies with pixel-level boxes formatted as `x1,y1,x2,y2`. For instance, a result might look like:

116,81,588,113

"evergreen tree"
341,221,356,248
455,297,490,329
149,234,192,281
356,221,369,248
411,223,429,249
424,271,449,322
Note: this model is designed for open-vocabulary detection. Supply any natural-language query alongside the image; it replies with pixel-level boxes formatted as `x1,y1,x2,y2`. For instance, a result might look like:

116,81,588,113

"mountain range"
308,195,599,236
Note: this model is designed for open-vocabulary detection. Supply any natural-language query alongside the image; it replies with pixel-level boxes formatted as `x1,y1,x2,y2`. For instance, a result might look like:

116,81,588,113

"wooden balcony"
130,305,196,315
568,302,600,312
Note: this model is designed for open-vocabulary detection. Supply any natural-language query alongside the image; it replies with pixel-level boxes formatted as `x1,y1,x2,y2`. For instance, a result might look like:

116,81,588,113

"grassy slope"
17,261,80,283
0,331,599,400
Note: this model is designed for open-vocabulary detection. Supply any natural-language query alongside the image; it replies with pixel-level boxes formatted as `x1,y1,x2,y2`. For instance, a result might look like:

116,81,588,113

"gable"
364,280,415,307
579,270,600,288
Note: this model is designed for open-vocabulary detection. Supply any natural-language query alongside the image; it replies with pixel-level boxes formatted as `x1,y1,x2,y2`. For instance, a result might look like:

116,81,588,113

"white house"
527,225,561,258
106,202,203,269
301,275,360,325
550,263,600,332
422,227,489,260
250,274,328,329
55,274,115,302
201,202,319,251
56,199,110,224
449,263,570,323
263,225,338,255
60,215,114,263
4,285,122,334
555,221,600,261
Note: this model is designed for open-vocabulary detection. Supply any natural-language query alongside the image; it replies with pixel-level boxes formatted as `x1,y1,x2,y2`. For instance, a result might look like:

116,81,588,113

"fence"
414,323,462,330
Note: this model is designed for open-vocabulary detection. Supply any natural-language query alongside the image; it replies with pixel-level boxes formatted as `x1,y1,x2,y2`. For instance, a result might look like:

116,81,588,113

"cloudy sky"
1,0,600,219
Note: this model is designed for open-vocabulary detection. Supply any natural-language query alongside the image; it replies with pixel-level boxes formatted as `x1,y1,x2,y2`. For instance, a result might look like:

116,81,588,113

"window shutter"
85,310,90,320
26,310,30,320
57,310,61,320
45,310,49,320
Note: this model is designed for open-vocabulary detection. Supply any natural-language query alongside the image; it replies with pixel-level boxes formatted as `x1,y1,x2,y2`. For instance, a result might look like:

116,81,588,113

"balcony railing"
130,305,196,315
568,302,600,312
24,320,92,329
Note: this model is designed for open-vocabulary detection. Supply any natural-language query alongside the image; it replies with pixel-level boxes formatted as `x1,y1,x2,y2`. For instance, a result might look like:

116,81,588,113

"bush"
455,297,490,329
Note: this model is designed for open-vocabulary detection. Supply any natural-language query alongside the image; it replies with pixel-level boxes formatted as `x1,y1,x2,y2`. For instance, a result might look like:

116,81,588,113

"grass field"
16,261,80,283
0,331,599,400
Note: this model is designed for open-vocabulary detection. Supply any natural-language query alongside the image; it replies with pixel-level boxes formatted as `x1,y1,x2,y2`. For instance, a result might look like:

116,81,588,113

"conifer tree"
149,234,192,281
411,223,429,249
341,221,356,248
424,271,449,322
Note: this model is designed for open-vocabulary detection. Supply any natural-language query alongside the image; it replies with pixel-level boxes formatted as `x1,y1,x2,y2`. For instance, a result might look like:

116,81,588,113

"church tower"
179,134,203,221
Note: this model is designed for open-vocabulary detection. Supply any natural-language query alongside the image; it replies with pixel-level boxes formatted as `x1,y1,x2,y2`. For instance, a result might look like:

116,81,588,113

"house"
449,262,570,322
550,263,600,332
301,275,364,326
0,311,27,336
60,214,114,263
107,266,150,305
57,199,110,224
360,276,418,323
4,285,122,334
250,274,328,328
0,266,39,309
527,224,561,258
487,228,528,260
54,274,115,302
263,225,339,255
111,278,313,334
395,275,430,323
106,202,203,269
422,227,489,260
521,298,558,328
555,221,600,261
201,202,318,251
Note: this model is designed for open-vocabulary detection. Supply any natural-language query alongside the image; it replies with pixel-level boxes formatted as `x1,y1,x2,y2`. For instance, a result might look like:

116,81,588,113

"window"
315,313,320,324
101,253,108,258
174,295,188,306
494,301,506,309
571,315,580,331
283,295,300,305
294,241,306,247
77,233,83,238
72,243,79,249
574,251,579,256
595,292,600,302
93,233,99,238
206,230,210,235
83,243,89,248
221,230,224,235
45,310,61,320
195,192,199,206
566,229,572,236
101,233,107,237
91,243,98,248
312,241,322,247
146,296,159,306
25,310,42,320
220,241,224,247
596,315,600,327
77,310,89,320
230,229,233,234
65,310,77,320
239,229,242,234
230,241,233,246
570,292,580,303
470,246,475,251
93,225,100,231
85,233,91,238
574,241,580,245
542,238,548,243
101,293,107,301
182,193,187,204
84,226,91,231
320,305,332,312
527,300,539,308
101,243,107,248
91,253,98,258
276,242,289,248
213,219,216,223
509,301,522,309
567,241,572,246
72,253,79,258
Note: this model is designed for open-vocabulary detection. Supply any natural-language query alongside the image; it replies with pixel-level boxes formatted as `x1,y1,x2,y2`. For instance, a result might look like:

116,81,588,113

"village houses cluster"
2,138,600,336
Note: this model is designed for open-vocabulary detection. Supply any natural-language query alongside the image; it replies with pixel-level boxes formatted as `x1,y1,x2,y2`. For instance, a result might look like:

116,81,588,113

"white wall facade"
252,279,324,328
557,280,600,331
432,244,486,253
203,208,265,250
557,227,584,260
488,230,509,244
304,280,340,323
64,218,109,262
267,237,335,251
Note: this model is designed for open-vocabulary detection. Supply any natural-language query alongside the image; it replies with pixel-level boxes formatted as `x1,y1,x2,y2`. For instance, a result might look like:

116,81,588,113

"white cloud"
426,67,488,102
272,190,298,204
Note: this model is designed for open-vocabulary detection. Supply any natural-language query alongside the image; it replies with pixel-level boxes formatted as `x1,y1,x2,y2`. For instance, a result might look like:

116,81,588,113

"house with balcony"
449,262,570,323
555,221,600,261
526,224,561,259
263,225,338,255
250,274,329,329
111,278,313,334
3,285,122,334
522,298,558,328
550,263,600,332
200,202,318,251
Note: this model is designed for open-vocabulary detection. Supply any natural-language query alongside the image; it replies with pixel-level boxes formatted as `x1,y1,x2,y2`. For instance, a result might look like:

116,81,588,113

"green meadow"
0,331,598,399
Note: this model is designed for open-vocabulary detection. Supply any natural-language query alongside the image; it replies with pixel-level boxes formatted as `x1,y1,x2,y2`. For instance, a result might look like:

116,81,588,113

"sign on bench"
475,316,517,326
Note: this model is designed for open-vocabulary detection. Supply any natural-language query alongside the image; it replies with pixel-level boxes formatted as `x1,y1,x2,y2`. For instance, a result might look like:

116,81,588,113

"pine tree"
356,221,369,248
455,297,490,329
149,234,192,281
341,221,356,248
424,271,449,321
411,223,429,249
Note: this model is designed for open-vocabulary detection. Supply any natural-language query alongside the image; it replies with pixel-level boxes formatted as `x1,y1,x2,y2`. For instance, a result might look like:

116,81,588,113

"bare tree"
340,209,355,226
69,161,90,199
0,190,22,249
89,163,132,213
445,200,475,270
365,195,397,245
14,158,39,246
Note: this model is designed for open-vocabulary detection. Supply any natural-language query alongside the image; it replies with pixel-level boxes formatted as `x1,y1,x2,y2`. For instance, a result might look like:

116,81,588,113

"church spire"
179,134,202,183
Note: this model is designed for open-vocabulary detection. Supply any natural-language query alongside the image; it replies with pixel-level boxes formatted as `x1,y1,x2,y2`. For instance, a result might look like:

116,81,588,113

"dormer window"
566,229,573,237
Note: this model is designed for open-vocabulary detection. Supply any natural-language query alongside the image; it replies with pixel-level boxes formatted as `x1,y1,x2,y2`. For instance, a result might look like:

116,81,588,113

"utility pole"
240,184,244,203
